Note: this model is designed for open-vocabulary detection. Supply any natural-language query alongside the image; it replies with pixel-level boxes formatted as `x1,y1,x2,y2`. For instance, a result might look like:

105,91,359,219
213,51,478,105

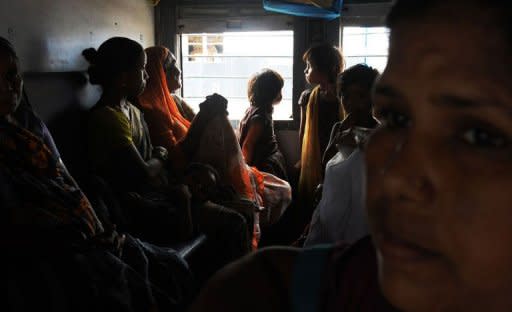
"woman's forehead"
384,16,510,88
376,13,512,114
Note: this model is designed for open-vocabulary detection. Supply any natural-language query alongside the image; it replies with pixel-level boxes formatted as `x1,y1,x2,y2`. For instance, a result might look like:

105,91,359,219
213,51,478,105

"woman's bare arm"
241,121,264,165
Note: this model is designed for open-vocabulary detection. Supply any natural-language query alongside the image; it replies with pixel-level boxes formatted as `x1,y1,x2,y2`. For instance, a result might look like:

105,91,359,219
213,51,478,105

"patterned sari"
138,47,292,248
0,118,102,238
0,117,193,311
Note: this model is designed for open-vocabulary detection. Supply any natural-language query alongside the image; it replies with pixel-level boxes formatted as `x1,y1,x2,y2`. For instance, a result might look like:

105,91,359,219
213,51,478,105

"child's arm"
241,121,264,165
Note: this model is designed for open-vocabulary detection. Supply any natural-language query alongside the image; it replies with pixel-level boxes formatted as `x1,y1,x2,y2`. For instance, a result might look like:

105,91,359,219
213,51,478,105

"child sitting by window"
238,69,288,180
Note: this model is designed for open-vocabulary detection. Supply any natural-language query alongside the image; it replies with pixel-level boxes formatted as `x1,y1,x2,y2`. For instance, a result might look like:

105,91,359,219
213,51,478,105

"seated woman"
0,37,192,312
190,1,512,311
83,37,193,244
137,46,193,167
238,69,288,180
138,46,292,246
163,50,196,122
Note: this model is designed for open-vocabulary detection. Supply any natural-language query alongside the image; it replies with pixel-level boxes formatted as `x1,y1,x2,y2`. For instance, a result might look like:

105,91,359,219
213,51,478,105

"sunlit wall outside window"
181,31,294,123
342,27,389,73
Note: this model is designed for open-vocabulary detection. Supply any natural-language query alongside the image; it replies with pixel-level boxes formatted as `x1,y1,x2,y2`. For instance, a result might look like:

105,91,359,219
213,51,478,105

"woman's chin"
378,258,454,312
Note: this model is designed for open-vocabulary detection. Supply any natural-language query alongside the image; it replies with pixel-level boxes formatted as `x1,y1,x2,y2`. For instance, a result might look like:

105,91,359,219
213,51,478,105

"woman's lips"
377,231,441,263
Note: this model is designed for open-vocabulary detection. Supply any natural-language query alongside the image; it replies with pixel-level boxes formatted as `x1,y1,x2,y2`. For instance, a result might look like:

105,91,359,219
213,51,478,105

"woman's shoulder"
88,105,129,130
171,93,183,103
322,237,385,310
127,101,143,117
190,240,376,312
190,247,300,312
89,104,118,118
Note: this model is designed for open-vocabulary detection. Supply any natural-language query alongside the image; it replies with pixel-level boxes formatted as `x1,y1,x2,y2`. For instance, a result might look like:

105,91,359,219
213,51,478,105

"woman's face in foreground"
366,5,512,311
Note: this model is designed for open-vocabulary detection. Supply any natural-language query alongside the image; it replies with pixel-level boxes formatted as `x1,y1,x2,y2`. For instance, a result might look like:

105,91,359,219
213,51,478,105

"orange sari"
138,46,291,249
138,47,190,166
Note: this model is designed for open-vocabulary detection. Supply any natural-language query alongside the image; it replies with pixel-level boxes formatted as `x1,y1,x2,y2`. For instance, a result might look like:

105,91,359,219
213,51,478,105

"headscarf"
138,46,190,154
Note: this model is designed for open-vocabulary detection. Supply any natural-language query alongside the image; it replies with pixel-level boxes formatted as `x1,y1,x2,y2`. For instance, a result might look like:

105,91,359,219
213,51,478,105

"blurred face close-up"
0,53,22,116
366,4,512,311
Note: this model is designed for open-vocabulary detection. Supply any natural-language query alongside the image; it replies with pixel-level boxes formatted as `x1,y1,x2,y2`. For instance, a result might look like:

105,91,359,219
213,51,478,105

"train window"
180,31,294,125
342,27,389,72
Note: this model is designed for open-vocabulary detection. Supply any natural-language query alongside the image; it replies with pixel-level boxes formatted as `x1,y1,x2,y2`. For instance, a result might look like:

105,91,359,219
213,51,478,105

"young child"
238,69,288,180
298,43,344,210
322,63,380,164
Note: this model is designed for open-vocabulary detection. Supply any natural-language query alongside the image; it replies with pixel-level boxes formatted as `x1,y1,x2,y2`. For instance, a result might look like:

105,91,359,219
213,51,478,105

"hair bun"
82,48,98,64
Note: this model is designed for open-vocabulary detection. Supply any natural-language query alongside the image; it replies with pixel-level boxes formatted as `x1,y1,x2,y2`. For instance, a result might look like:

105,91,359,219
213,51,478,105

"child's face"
342,84,372,114
304,60,324,85
272,90,283,105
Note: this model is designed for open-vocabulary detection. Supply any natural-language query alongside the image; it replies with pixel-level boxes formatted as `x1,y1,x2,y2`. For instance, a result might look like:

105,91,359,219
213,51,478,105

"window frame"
179,31,295,126
176,2,299,129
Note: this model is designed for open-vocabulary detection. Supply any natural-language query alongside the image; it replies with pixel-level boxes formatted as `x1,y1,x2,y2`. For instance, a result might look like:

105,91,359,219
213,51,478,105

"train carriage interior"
3,0,511,311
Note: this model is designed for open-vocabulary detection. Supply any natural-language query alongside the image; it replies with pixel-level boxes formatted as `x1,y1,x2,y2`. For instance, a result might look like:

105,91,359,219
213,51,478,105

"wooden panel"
0,0,155,72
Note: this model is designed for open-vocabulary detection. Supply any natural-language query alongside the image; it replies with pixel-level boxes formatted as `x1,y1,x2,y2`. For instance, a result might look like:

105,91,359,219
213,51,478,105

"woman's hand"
181,94,228,157
199,93,228,117
152,146,168,162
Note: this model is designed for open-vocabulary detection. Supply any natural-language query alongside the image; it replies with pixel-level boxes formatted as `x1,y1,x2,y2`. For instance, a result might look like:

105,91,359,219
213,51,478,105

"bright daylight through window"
342,27,389,72
181,31,294,124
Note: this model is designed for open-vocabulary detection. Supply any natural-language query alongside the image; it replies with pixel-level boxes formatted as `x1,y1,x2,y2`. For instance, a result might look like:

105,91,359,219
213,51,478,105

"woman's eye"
461,128,507,148
377,108,410,129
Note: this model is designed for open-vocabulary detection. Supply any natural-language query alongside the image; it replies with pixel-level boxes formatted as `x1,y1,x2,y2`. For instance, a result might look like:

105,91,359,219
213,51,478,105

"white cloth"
304,148,368,246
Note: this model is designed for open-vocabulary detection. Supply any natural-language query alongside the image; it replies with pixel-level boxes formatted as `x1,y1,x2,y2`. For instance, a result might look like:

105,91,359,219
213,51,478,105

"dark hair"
0,36,18,63
338,64,380,97
247,69,284,111
184,162,220,183
303,42,344,83
387,0,512,40
82,37,144,86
